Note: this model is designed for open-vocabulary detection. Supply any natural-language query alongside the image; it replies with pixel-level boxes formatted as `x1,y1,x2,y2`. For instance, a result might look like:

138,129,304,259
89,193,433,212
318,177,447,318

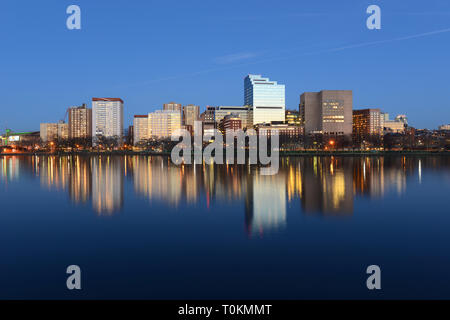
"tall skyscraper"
244,74,285,126
148,110,182,138
299,90,353,135
163,102,182,112
183,104,200,127
353,108,382,136
68,104,92,139
133,115,148,145
92,98,124,144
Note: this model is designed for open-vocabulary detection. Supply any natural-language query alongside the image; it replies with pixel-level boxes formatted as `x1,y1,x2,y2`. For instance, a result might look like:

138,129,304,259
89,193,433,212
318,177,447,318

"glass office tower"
244,74,285,126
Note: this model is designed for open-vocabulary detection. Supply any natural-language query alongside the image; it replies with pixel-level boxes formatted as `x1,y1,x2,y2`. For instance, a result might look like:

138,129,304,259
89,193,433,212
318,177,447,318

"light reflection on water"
1,155,450,299
1,155,449,234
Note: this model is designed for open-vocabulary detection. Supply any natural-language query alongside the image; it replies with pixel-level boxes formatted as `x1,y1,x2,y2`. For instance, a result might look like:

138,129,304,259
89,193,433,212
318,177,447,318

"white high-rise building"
133,115,149,145
148,110,182,138
92,98,124,144
244,74,285,126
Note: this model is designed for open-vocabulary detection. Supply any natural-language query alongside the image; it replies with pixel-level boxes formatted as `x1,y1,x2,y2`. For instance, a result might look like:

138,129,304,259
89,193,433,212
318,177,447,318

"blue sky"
1,0,450,131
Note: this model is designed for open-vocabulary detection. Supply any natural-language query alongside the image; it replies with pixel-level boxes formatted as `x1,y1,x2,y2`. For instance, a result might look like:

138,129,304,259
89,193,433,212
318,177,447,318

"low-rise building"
218,114,242,134
40,121,68,142
215,106,250,129
255,122,303,138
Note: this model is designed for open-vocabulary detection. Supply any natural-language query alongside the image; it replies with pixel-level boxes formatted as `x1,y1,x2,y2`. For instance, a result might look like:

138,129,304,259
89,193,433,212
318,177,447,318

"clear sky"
1,0,450,131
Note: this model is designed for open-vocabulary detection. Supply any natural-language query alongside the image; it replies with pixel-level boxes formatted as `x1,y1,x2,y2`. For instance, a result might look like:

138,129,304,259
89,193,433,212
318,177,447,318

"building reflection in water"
69,156,92,204
296,157,354,216
0,156,23,182
245,173,287,236
1,155,449,234
91,156,124,215
133,156,183,206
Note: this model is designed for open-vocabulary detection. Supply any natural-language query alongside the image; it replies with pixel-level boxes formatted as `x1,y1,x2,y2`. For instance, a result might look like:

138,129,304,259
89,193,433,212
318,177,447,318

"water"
0,155,449,299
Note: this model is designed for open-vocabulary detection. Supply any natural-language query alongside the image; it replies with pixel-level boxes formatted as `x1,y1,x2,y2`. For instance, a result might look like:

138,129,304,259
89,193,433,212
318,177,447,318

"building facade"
40,121,68,142
382,114,407,133
201,105,216,124
300,90,353,135
148,110,182,138
244,74,285,126
255,123,303,139
215,106,250,129
163,102,182,112
353,108,382,137
218,114,242,134
92,98,124,143
133,115,149,145
201,106,216,136
69,104,92,139
285,109,301,126
183,104,200,128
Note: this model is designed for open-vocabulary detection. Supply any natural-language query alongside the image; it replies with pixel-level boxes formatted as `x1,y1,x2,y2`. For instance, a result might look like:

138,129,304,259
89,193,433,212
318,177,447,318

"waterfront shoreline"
1,150,449,157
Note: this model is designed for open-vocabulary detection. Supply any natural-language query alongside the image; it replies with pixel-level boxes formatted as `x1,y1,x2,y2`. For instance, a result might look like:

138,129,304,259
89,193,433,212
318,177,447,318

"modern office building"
218,114,242,134
133,115,148,145
299,90,353,135
384,120,406,133
40,121,68,142
68,104,92,139
382,114,407,133
353,108,382,136
215,106,250,129
384,122,405,133
92,98,124,144
244,74,285,126
183,104,200,128
285,109,301,126
163,102,182,112
148,110,182,138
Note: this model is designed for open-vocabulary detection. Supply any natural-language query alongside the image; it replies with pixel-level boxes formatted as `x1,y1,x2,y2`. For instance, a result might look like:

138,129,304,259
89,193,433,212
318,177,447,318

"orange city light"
329,140,335,146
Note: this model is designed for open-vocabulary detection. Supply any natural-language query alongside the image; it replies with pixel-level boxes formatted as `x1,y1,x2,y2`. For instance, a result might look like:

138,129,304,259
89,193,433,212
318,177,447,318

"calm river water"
0,155,449,299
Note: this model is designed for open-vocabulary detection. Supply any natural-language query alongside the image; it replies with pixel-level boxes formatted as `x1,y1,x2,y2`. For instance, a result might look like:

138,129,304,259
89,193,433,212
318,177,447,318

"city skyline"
1,0,450,132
